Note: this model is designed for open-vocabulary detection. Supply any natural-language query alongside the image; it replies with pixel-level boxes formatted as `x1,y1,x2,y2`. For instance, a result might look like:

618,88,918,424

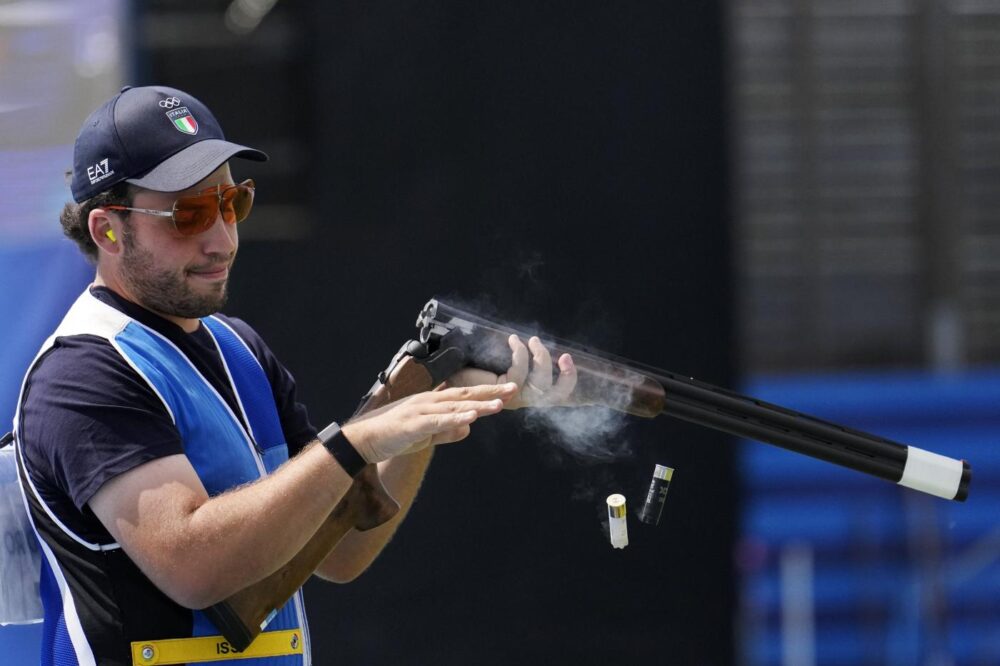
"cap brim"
126,138,268,192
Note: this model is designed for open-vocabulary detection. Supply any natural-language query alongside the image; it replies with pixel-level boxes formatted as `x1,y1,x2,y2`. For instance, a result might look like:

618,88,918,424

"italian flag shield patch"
166,107,199,135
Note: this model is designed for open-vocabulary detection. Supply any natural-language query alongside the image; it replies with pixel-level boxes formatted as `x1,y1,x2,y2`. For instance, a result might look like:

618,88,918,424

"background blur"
0,1,998,664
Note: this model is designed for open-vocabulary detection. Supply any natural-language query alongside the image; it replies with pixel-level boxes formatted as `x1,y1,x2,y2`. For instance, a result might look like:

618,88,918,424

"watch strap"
318,423,366,477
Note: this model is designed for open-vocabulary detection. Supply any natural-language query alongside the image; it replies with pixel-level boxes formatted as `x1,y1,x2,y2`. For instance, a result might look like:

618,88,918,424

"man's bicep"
21,335,187,511
89,454,208,559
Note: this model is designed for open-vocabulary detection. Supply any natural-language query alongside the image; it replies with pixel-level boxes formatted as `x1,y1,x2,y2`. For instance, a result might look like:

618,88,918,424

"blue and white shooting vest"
13,289,311,666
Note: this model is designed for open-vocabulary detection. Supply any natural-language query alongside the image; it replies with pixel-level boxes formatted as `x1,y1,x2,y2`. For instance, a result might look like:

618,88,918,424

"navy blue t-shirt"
18,286,318,543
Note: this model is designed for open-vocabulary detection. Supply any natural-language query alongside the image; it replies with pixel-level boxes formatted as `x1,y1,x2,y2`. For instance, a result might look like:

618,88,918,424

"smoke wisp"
519,405,633,462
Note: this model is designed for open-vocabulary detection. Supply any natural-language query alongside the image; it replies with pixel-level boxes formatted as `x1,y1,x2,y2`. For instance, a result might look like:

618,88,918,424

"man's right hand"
340,382,519,464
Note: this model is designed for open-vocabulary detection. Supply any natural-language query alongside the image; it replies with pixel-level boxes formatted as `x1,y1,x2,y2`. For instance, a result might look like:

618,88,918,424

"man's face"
117,163,239,320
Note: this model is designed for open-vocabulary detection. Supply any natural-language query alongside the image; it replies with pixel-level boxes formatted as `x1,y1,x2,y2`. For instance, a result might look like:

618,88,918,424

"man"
12,85,576,665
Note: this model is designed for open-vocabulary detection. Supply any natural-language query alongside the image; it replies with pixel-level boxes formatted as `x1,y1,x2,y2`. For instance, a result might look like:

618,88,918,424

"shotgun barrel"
416,298,971,501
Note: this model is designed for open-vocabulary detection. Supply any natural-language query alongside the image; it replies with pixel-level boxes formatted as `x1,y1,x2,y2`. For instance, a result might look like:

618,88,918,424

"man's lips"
188,265,229,280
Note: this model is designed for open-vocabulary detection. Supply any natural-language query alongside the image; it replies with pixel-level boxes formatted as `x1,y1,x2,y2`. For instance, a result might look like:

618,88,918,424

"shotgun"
206,297,971,650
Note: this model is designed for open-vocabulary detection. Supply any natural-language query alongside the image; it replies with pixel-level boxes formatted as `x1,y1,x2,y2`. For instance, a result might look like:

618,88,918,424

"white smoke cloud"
519,405,632,462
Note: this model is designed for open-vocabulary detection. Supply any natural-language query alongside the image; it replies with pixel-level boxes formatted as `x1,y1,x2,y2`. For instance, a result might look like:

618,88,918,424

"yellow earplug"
105,229,117,242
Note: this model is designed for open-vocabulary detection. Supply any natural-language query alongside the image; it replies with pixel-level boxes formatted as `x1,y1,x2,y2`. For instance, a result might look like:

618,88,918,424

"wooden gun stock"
205,357,437,651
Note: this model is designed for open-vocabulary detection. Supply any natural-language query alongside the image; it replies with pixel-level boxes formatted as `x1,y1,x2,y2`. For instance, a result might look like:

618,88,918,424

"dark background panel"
215,1,735,663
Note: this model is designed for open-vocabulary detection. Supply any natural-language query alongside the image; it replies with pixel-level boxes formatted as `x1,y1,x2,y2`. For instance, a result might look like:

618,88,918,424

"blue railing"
739,369,1000,665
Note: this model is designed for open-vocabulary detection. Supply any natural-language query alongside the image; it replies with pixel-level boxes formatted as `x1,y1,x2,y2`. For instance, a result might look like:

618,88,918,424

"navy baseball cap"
70,85,268,203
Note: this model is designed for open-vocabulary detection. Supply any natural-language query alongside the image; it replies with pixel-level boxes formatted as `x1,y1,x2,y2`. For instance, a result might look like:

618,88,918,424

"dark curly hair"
59,181,135,263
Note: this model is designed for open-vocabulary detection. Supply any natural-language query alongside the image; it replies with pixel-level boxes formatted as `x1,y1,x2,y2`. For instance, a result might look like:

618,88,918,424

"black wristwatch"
318,423,366,477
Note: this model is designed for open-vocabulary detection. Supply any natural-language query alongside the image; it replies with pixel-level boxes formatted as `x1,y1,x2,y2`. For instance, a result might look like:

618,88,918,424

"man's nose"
200,210,237,255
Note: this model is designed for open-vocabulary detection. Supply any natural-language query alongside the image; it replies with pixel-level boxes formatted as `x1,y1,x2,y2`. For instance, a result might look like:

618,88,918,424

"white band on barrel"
897,446,963,500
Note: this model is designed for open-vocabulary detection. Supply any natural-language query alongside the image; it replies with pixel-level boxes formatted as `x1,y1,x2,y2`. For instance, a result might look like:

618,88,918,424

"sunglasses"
105,179,255,236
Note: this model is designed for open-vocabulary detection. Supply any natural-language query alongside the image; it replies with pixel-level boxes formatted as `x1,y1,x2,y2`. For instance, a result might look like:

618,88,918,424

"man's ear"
89,208,122,255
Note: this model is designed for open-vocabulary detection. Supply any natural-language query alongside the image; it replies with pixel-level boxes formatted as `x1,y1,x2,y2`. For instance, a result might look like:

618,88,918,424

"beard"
120,233,231,319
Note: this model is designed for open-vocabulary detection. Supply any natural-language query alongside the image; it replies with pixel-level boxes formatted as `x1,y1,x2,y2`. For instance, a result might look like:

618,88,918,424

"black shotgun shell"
639,464,674,525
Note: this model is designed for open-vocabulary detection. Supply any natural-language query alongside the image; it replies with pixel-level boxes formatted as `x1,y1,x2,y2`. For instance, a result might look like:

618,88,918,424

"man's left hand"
446,335,576,409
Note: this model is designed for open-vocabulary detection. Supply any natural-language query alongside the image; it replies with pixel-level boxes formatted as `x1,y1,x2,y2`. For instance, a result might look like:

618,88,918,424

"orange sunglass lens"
172,193,219,236
219,190,239,225
172,181,255,235
226,182,254,223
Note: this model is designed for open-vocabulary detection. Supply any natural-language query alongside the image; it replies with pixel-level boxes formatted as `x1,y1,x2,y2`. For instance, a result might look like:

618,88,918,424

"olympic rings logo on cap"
158,97,182,109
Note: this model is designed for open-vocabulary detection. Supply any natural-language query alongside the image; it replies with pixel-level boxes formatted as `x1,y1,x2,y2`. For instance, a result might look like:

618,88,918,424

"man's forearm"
314,446,435,583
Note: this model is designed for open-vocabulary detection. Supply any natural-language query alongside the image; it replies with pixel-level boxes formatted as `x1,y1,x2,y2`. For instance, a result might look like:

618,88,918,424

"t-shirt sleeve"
220,316,319,455
19,335,184,510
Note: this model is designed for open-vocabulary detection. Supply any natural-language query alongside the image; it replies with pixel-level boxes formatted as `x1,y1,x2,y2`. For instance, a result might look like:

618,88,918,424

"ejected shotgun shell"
639,464,674,525
606,494,629,549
